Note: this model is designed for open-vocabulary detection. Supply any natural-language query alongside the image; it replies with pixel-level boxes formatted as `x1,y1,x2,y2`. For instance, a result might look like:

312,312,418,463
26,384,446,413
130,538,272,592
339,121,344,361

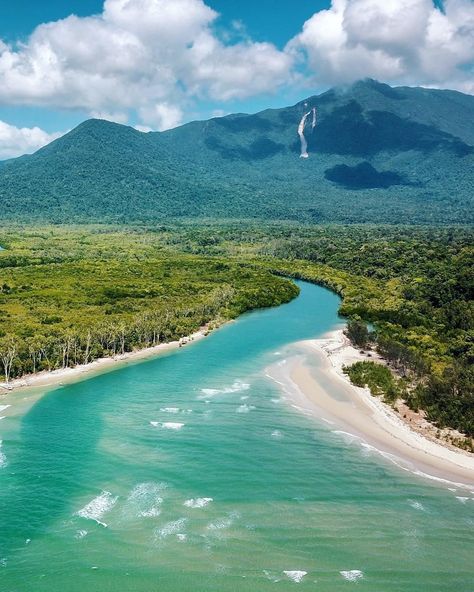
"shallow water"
0,281,473,591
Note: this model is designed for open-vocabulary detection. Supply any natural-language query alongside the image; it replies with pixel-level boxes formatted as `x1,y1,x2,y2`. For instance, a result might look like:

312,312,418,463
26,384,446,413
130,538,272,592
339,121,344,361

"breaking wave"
198,381,250,399
75,491,118,527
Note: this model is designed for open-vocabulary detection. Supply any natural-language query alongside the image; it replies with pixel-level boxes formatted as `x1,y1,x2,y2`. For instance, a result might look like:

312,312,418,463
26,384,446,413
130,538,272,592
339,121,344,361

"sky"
0,0,472,159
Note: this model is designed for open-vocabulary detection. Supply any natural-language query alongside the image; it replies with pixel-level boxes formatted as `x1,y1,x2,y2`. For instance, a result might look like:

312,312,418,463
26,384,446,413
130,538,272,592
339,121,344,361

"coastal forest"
0,223,472,447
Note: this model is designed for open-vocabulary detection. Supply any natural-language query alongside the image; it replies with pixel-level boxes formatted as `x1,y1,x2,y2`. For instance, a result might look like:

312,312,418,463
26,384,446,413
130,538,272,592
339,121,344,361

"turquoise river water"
0,281,473,591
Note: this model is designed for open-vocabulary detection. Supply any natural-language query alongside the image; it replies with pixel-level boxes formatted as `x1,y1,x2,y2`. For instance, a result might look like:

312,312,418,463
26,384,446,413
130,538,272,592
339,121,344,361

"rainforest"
0,223,472,446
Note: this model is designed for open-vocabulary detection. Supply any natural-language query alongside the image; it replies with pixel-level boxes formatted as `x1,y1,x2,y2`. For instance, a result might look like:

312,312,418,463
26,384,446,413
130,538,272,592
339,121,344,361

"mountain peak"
0,81,472,225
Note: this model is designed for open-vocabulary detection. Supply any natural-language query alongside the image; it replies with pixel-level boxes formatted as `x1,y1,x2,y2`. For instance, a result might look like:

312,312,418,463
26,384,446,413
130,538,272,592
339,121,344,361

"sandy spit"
267,329,474,489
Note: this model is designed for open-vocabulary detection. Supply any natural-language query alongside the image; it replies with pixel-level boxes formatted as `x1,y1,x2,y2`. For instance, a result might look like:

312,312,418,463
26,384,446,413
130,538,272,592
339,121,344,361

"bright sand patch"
267,330,474,489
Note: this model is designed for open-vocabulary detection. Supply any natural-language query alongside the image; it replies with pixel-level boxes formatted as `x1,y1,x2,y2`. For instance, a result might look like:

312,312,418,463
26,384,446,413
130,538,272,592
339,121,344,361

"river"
0,281,472,591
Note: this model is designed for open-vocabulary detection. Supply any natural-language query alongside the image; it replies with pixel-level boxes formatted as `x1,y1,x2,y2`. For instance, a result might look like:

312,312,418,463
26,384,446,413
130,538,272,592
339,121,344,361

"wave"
408,499,426,511
0,405,10,412
125,482,166,518
74,529,88,539
75,491,118,527
0,441,6,468
236,404,255,414
150,421,184,430
340,570,364,582
184,497,213,509
159,407,193,415
198,381,250,399
155,518,187,540
283,570,307,583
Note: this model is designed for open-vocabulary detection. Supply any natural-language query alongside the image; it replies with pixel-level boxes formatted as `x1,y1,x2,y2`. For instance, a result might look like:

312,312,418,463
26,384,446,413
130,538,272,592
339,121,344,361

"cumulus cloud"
0,0,292,130
0,0,472,152
0,121,63,159
288,0,474,93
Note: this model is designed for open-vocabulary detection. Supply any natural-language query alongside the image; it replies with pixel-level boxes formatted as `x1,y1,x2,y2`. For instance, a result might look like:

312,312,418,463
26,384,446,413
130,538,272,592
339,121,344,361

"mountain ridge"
1,79,473,224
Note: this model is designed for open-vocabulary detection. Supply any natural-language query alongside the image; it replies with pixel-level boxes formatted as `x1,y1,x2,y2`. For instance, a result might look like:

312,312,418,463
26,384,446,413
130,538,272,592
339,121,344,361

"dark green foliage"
343,361,401,405
414,363,474,437
345,317,370,347
0,228,299,382
0,79,473,224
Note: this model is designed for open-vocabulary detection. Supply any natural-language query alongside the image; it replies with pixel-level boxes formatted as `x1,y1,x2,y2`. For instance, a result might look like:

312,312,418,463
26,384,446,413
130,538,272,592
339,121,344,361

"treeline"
0,287,233,382
1,223,472,444
250,227,473,442
0,233,298,383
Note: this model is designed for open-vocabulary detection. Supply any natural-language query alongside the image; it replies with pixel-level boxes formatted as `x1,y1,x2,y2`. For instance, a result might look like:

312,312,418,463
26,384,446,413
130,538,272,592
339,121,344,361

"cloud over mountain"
0,0,473,158
0,0,291,131
288,0,474,93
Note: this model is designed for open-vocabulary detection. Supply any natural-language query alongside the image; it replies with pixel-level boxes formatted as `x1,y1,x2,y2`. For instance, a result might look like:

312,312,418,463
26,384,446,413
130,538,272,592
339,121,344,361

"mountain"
1,79,473,224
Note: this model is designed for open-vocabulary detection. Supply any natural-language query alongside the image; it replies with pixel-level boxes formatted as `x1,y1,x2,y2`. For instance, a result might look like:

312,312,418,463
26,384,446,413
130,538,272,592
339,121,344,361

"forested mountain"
0,79,473,224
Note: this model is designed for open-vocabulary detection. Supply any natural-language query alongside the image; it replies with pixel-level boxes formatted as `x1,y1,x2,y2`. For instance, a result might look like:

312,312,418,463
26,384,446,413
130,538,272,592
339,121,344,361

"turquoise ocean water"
0,281,473,591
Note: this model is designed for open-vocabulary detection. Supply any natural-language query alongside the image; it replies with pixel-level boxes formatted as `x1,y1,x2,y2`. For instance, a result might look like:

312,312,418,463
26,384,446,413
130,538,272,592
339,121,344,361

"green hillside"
0,80,472,224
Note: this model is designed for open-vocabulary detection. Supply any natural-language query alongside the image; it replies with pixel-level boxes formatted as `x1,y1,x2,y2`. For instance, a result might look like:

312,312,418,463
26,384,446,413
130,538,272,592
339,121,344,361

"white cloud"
288,0,474,93
0,0,472,156
0,0,292,130
0,121,63,159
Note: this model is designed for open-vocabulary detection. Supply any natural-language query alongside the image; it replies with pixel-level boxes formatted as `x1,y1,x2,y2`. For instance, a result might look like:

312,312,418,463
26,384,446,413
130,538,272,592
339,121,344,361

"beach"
0,328,210,396
267,329,474,489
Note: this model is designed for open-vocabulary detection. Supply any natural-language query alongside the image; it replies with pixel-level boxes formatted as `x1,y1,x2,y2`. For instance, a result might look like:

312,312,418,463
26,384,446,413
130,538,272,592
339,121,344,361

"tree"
0,336,17,383
345,316,370,348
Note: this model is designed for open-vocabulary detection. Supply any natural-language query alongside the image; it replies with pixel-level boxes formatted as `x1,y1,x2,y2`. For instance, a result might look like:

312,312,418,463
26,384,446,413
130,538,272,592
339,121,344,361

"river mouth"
0,281,473,591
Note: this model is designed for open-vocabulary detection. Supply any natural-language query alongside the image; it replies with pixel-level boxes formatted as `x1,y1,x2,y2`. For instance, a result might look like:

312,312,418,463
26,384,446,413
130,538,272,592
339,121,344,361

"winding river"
0,281,473,591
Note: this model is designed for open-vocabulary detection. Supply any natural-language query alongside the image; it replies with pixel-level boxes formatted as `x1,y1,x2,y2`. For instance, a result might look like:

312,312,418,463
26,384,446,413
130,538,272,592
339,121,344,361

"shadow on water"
0,379,104,558
0,281,343,564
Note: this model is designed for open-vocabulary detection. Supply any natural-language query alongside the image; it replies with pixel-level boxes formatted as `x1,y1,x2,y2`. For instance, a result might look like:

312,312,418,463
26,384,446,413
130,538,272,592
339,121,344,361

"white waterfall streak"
311,107,317,130
298,110,311,158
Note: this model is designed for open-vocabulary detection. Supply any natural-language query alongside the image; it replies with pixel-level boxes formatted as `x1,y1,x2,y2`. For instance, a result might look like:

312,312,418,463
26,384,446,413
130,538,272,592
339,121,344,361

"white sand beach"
267,329,474,489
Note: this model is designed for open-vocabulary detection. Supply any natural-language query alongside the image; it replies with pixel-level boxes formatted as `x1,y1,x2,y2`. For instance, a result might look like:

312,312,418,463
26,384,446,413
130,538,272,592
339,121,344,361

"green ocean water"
0,281,473,591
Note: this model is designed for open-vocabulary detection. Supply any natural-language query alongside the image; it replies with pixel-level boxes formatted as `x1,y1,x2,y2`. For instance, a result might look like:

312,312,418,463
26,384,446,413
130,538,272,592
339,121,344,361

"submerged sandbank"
267,330,474,489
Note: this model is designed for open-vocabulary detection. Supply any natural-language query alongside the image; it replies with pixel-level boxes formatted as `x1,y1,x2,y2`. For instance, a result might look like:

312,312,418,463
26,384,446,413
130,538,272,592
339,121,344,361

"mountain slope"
0,79,473,224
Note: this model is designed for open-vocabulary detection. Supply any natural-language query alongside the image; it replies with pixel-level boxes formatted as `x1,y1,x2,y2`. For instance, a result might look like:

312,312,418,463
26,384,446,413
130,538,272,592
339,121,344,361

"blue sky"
0,0,329,134
0,0,472,158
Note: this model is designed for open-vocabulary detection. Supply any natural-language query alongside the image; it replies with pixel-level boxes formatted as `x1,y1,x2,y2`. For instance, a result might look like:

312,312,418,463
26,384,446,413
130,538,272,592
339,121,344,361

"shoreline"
0,327,212,397
268,329,474,489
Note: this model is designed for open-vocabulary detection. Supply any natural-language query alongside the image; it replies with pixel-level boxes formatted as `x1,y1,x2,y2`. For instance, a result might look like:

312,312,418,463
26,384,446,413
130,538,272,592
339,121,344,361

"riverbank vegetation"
0,223,472,445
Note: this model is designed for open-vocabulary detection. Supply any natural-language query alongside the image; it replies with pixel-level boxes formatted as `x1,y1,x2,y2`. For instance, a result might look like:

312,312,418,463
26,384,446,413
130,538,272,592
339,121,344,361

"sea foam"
75,491,118,527
184,497,213,509
199,381,250,399
408,499,425,511
236,404,255,414
283,570,307,583
207,511,239,531
150,421,184,430
0,441,6,468
155,518,187,540
125,482,166,518
340,570,364,582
